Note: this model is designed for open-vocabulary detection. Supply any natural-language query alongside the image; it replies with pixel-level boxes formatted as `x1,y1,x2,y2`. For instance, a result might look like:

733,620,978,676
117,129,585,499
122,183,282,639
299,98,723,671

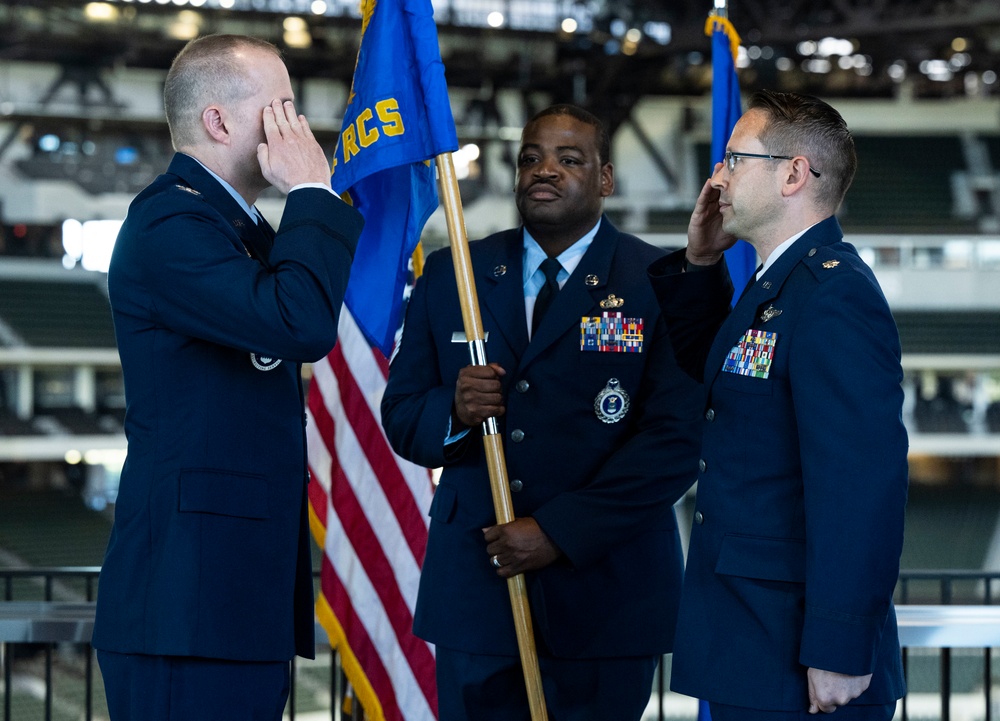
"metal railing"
896,571,1000,721
1,568,100,721
0,567,349,721
3,568,1000,721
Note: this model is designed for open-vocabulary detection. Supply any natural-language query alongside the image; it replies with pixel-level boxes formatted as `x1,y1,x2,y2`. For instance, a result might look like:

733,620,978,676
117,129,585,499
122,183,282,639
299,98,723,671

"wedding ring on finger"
491,555,502,569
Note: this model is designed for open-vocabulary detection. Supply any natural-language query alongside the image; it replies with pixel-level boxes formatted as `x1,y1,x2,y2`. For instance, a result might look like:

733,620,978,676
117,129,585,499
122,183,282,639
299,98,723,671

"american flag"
306,306,437,721
308,0,455,714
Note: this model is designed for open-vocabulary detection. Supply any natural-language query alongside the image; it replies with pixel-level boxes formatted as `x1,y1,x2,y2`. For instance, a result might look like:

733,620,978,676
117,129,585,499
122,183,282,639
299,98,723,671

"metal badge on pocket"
594,378,630,423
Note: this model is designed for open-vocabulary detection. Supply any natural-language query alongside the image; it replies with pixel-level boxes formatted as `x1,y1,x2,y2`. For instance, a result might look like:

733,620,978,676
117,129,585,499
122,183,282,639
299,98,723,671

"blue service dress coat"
648,216,908,711
92,153,363,662
380,217,703,659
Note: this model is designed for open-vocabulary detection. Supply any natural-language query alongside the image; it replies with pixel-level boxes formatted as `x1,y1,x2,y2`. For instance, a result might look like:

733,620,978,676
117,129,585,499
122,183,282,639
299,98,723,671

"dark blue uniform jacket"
381,218,703,658
649,216,908,711
93,153,362,662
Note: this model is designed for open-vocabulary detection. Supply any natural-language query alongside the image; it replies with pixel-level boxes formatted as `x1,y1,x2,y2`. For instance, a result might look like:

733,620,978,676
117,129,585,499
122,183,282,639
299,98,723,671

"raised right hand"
453,363,506,429
256,99,332,194
686,173,739,266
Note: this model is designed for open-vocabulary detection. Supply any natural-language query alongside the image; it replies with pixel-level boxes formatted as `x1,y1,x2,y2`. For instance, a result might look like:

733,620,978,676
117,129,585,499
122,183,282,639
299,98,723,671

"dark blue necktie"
737,263,764,302
532,257,563,334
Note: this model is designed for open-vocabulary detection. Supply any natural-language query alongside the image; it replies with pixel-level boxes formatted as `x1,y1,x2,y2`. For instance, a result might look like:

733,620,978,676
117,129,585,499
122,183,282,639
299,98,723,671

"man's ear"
600,162,615,198
202,106,229,145
779,157,811,198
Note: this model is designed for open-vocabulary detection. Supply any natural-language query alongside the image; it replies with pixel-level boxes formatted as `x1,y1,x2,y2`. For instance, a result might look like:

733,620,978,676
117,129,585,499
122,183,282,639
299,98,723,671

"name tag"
722,329,777,379
451,332,489,343
580,312,644,353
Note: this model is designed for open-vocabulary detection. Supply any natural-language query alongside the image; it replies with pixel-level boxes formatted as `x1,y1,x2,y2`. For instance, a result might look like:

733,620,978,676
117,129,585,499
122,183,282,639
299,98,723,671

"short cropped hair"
748,90,857,212
526,104,612,167
164,34,281,149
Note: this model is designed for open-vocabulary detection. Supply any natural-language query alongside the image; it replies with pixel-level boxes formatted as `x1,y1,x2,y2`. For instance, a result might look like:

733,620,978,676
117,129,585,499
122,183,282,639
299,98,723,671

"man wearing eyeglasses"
648,90,908,720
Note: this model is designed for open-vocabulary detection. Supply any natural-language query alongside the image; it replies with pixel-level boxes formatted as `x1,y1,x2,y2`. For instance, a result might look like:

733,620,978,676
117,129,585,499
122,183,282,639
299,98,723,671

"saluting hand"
257,99,332,194
686,174,738,266
453,363,506,430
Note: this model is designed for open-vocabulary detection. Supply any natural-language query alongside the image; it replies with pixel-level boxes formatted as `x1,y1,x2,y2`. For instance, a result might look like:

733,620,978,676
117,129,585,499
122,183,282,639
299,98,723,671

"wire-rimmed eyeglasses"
723,150,822,178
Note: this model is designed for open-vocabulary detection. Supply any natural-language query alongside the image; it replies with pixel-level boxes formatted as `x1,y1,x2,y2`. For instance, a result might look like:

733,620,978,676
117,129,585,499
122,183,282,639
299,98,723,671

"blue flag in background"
332,0,458,355
707,13,756,307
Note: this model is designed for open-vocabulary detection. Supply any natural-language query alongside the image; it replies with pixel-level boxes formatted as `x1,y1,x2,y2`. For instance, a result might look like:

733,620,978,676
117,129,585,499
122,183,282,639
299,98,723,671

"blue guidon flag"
331,0,459,355
706,11,757,307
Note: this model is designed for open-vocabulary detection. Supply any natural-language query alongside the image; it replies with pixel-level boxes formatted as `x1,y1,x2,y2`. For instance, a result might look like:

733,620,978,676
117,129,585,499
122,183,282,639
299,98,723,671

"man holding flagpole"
381,104,703,721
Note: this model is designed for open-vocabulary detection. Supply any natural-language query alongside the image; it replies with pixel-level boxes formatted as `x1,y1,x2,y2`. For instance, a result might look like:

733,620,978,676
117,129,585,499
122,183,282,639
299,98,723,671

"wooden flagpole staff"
434,153,550,721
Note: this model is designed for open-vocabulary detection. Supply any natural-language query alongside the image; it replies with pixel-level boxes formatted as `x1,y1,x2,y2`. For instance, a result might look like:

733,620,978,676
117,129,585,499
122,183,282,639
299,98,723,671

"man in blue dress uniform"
92,35,363,720
381,105,703,720
649,90,908,720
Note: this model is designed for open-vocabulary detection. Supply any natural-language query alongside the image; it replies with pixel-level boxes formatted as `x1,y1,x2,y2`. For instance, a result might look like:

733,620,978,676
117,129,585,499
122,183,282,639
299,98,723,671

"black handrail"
2,567,999,721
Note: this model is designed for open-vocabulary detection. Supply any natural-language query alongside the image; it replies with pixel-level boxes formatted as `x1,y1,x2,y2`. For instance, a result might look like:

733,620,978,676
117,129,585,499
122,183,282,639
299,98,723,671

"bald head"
164,34,282,150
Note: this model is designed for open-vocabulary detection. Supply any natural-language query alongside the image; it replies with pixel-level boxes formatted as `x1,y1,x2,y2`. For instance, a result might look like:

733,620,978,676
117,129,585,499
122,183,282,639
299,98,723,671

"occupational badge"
594,378,630,424
599,294,625,309
760,305,782,322
250,353,282,371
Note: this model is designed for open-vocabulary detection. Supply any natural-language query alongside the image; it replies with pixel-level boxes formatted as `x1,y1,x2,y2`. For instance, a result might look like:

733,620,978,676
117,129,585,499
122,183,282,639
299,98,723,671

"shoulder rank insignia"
599,294,624,309
175,185,201,195
761,305,782,322
822,260,840,269
594,378,630,423
250,353,282,371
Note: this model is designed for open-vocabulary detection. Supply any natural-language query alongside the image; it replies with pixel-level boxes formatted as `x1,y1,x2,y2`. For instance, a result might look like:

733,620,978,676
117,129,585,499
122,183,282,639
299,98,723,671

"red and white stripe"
307,308,437,721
